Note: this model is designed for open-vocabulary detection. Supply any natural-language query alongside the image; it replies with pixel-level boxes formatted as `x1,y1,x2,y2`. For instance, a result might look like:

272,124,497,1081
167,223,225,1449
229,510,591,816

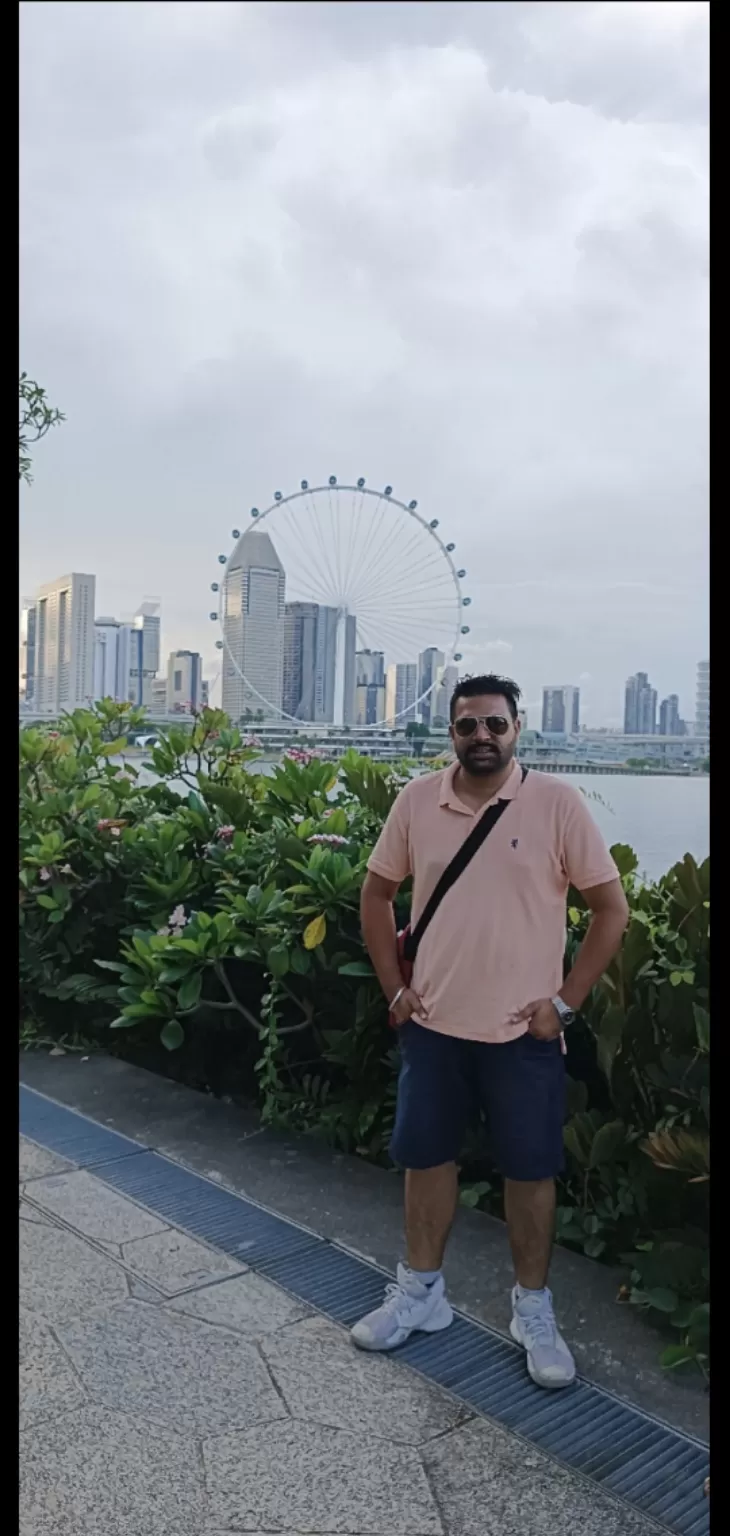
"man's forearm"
360,894,403,1003
560,910,628,1011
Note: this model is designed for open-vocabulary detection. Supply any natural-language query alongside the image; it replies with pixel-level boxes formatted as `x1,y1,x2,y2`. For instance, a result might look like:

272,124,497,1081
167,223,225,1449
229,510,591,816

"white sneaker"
351,1263,454,1352
510,1286,576,1389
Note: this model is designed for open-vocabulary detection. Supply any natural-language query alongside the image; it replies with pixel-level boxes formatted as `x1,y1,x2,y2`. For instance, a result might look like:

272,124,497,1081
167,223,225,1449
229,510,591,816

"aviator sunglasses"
452,713,512,739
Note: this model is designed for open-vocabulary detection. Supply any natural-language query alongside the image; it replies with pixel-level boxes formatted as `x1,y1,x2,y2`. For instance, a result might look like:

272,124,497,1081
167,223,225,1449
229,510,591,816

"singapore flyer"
210,477,471,730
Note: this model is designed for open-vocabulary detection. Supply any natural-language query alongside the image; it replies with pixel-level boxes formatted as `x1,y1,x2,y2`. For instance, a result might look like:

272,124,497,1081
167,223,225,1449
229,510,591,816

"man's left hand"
508,998,562,1040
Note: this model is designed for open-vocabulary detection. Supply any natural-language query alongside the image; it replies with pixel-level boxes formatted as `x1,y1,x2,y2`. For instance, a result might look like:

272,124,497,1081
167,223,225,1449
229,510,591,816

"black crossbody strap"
404,766,528,964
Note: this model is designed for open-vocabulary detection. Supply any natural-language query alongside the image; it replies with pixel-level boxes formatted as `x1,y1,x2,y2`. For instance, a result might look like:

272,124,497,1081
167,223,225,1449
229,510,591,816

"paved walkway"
18,1131,667,1536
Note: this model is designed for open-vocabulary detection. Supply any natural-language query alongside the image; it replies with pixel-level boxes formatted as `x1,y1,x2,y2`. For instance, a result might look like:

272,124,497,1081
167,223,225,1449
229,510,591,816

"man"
352,674,628,1389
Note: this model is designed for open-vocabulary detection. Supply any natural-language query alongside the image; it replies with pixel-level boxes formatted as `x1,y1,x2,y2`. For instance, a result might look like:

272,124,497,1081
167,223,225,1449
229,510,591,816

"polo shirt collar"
439,757,522,815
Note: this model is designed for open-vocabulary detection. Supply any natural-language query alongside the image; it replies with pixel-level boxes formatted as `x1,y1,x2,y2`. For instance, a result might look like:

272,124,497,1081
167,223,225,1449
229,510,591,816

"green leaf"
94,959,126,973
267,945,290,979
583,1236,607,1259
595,1006,625,1081
36,894,58,910
177,973,202,1011
660,1345,695,1371
160,1020,185,1052
693,1003,710,1053
289,948,311,975
338,961,376,977
589,1120,628,1169
643,1287,680,1314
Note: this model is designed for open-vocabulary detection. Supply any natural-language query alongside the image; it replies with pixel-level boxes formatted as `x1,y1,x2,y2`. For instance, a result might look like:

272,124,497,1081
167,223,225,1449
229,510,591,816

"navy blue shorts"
390,1020,566,1181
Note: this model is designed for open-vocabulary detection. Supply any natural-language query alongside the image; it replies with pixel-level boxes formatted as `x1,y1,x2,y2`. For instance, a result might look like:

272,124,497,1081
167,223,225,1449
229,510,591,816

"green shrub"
20,702,709,1371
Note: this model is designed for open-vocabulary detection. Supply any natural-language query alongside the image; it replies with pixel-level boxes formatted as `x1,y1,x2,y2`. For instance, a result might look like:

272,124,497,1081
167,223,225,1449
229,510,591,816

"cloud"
19,1,708,723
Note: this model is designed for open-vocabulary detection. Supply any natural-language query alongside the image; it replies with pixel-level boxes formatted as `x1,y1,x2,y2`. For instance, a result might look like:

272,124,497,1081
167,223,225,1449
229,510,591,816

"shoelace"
519,1305,558,1349
380,1281,423,1316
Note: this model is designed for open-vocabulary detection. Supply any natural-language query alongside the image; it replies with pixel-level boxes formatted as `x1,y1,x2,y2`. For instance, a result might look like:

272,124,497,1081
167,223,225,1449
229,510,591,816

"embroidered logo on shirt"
511,838,519,848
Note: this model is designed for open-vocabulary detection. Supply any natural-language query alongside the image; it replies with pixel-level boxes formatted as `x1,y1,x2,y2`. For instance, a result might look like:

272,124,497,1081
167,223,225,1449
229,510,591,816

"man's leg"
503,1176,556,1290
351,1022,469,1352
484,1034,575,1388
405,1162,459,1272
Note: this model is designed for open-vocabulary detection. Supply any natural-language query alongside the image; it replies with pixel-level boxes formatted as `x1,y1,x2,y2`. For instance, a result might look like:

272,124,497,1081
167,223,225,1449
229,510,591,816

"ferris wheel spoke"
345,494,395,602
303,490,342,602
276,503,340,607
354,555,454,610
345,512,413,610
350,526,442,607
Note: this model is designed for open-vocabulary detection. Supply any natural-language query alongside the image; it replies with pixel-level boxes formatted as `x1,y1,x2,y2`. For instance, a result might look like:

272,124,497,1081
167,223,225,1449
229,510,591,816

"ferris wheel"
209,477,471,728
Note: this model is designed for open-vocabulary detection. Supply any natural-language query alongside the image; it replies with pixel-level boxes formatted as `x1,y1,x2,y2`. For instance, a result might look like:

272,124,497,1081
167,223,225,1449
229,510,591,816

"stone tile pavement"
19,1134,663,1536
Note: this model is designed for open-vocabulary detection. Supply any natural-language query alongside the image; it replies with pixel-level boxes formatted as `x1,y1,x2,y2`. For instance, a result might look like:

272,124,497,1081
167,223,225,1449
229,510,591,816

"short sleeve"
560,788,620,891
367,791,412,884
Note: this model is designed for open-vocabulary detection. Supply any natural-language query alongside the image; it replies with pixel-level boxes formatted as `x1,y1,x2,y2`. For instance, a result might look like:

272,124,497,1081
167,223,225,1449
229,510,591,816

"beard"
456,739,515,777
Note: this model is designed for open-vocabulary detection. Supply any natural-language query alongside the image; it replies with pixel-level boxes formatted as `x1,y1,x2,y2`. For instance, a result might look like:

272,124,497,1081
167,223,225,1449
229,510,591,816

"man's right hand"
390,986,426,1026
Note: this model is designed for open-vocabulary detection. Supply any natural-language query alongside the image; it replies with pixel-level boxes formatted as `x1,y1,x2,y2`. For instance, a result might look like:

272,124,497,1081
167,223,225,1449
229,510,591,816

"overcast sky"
20,0,708,727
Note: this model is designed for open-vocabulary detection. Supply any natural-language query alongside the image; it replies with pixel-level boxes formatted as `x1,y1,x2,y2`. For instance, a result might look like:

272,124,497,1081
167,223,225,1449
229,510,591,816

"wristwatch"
551,996,576,1028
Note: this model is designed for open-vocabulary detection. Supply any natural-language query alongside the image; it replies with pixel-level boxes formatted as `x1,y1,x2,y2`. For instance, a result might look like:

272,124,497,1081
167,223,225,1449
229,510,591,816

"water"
570,774,708,882
126,757,708,884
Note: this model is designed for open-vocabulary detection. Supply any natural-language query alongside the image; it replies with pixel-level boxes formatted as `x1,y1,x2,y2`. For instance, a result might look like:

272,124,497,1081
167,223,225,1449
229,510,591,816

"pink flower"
157,926,171,937
215,825,235,841
60,864,73,875
307,833,348,847
168,905,188,930
110,827,121,838
39,867,52,882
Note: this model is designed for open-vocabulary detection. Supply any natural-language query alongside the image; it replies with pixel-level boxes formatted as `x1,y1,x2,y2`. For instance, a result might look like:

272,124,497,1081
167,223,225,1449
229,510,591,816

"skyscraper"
695,660,709,735
282,602,340,721
167,650,203,713
94,617,133,703
624,673,657,735
385,662,418,726
355,649,385,725
542,686,580,735
19,598,36,704
432,664,458,727
658,695,682,737
222,530,285,722
418,646,445,725
34,573,95,713
128,602,161,708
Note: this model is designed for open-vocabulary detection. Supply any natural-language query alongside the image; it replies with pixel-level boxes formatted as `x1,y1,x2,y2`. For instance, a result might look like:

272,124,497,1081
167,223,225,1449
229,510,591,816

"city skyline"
19,557,707,739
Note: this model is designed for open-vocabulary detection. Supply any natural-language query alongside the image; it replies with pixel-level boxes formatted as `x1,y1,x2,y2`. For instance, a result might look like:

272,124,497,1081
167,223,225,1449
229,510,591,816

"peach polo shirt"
367,759,619,1044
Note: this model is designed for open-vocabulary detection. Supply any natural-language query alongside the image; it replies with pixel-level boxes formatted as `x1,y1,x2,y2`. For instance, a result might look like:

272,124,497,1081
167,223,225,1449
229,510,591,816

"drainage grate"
95,1148,322,1268
20,1085,709,1535
20,1085,145,1168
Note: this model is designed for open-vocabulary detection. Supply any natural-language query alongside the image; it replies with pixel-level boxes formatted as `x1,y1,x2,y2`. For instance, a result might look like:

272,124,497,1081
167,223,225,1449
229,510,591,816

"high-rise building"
150,678,168,712
19,597,36,704
342,612,357,726
128,602,161,708
624,672,657,735
432,664,458,727
695,660,709,735
658,694,683,737
385,662,418,726
542,686,580,735
222,530,285,722
282,602,341,721
93,618,133,703
355,649,385,725
34,573,95,713
418,646,445,725
167,650,203,713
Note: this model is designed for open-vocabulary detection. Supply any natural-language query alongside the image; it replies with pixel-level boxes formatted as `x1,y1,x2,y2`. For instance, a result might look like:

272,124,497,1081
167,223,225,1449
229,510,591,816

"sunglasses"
453,713,511,739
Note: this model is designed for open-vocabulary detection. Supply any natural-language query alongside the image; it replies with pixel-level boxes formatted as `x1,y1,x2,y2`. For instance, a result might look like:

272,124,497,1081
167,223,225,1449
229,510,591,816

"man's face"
449,694,521,777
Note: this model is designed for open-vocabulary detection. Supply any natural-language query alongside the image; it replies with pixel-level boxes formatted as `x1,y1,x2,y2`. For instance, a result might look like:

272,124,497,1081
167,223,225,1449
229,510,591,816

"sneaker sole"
510,1316,576,1390
351,1299,454,1353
